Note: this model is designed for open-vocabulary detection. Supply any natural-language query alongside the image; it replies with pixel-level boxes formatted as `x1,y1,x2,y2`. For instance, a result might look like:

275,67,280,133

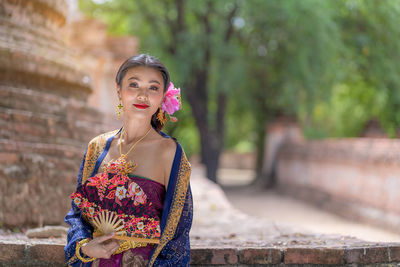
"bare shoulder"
157,137,177,188
160,137,177,163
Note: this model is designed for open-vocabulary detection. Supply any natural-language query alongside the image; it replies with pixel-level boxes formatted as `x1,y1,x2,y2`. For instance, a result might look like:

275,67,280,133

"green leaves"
79,0,400,149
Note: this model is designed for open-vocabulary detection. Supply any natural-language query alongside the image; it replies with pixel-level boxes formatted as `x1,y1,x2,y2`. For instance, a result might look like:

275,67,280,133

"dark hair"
115,54,170,131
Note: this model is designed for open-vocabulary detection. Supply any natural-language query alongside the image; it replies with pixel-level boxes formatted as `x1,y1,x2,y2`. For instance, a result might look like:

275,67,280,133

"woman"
64,54,193,267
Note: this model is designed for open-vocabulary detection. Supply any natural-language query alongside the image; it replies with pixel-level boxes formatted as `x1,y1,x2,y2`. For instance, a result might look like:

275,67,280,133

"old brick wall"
2,240,400,266
261,116,303,181
65,15,138,130
0,0,104,228
275,137,400,232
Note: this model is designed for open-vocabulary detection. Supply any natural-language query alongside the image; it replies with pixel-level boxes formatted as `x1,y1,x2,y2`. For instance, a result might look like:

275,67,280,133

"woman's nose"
137,87,148,100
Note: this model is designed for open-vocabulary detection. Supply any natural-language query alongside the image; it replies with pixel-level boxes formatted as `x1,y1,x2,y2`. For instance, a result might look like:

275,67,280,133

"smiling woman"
119,67,164,122
64,54,193,267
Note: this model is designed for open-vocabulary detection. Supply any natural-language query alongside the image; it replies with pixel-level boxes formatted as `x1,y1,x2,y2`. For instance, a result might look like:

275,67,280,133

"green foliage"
79,0,246,157
163,101,200,157
79,0,400,152
316,0,400,137
311,77,386,137
235,0,344,148
240,0,400,139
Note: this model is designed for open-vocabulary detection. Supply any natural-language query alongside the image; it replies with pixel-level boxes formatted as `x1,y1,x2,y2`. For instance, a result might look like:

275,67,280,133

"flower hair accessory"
161,82,181,122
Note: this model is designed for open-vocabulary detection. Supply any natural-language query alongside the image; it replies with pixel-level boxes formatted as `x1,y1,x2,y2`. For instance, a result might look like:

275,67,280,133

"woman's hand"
81,232,120,259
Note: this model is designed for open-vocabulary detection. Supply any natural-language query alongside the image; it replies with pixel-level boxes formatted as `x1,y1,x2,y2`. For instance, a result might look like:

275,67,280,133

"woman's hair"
115,54,170,131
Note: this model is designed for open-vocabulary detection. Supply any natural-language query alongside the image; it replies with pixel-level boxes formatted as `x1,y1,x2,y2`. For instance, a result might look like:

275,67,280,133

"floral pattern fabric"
70,171,165,240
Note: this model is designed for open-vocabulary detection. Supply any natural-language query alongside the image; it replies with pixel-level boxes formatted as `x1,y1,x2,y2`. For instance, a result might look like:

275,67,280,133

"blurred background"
1,0,400,244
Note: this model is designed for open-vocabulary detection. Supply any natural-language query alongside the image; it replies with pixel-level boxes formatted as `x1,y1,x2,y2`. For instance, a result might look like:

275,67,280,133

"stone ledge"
279,139,400,165
1,241,400,266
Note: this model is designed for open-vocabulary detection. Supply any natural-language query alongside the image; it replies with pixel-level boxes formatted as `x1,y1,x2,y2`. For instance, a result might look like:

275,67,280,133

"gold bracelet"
75,238,96,263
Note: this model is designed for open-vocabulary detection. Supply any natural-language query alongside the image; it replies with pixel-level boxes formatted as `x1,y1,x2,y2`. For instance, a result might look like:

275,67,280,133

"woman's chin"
123,112,152,120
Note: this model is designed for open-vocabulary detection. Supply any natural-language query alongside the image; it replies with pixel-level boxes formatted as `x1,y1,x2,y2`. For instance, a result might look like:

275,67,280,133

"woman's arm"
64,147,95,266
64,143,120,266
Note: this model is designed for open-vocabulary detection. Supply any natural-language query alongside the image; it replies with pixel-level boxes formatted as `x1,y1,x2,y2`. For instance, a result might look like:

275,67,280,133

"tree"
80,0,245,182
79,0,400,186
238,0,344,180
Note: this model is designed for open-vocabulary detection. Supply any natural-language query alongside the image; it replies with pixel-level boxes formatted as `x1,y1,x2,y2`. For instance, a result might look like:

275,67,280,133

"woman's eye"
150,86,159,91
129,82,138,88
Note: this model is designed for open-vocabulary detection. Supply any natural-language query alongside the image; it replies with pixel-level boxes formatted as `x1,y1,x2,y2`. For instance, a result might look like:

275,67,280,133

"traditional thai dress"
64,128,193,267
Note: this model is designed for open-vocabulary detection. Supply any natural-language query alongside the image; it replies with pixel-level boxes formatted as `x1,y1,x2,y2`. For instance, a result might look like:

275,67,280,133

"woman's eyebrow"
127,76,160,85
149,80,161,85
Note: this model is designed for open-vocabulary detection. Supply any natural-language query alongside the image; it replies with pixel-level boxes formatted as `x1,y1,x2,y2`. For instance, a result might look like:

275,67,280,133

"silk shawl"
64,128,193,267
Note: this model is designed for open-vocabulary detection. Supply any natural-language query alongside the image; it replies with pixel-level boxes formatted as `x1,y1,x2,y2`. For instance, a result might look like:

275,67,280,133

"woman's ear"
115,84,121,99
160,92,166,106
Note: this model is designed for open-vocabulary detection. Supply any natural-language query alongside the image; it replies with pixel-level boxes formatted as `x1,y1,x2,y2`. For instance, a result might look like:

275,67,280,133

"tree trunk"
202,92,227,182
204,134,221,183
185,79,227,183
252,92,272,187
177,0,232,183
141,0,232,183
255,126,266,178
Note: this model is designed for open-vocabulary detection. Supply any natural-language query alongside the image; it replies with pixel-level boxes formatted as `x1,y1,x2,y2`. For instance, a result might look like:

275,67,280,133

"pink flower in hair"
162,82,181,115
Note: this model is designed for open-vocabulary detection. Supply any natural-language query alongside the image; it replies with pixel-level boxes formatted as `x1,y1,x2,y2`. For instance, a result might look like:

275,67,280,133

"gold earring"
116,100,123,120
156,108,167,126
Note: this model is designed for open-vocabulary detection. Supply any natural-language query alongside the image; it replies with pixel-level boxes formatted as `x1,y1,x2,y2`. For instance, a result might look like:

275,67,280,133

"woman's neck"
121,116,153,144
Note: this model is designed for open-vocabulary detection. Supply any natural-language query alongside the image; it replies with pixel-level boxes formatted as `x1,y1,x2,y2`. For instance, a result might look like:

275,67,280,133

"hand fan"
70,169,161,245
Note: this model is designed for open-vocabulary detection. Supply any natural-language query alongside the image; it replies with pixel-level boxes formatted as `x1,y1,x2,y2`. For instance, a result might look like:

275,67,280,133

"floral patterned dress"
70,158,166,267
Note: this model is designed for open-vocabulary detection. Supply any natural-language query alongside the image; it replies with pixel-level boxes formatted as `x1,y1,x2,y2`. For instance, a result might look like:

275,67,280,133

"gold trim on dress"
114,240,148,255
82,129,120,184
148,151,191,266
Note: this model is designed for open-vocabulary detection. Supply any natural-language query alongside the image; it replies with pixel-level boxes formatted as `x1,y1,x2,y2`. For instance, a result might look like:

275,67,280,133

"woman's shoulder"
155,132,177,160
161,137,177,161
155,133,191,186
157,132,191,169
156,131,191,164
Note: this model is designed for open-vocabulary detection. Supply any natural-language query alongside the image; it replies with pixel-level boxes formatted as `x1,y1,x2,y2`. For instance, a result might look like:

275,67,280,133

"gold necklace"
102,127,152,175
119,127,152,158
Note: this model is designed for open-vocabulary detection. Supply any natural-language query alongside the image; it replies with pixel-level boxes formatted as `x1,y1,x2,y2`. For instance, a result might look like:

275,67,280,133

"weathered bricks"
191,248,238,265
0,241,25,261
276,137,400,232
0,152,19,164
238,247,282,264
2,241,400,266
0,0,104,228
389,245,400,261
284,247,345,265
344,246,389,264
29,243,65,263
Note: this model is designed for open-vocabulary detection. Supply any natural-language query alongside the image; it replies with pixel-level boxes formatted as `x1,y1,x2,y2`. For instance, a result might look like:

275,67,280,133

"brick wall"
1,240,400,266
0,0,104,228
65,16,138,130
276,138,400,232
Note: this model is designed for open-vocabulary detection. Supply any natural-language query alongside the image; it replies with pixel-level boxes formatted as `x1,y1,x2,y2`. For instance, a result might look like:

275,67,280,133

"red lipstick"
133,104,149,109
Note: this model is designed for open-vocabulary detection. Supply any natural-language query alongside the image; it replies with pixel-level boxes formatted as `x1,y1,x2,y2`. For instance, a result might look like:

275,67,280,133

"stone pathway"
189,166,397,248
223,185,400,243
215,167,400,243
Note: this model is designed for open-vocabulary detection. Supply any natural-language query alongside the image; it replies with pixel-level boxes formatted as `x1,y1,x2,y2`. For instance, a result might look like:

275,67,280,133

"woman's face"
117,66,165,120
